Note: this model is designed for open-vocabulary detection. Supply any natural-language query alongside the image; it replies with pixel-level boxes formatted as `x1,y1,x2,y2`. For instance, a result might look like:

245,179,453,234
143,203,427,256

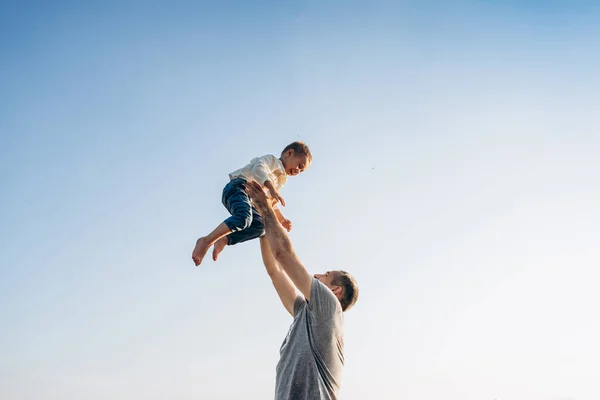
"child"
192,141,312,266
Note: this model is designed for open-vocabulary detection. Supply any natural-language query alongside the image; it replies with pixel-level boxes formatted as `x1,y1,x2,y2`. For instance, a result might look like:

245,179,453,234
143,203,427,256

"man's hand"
281,219,292,232
246,180,271,210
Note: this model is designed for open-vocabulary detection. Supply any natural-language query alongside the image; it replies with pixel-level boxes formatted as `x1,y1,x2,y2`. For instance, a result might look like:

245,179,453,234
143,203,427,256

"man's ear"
331,285,342,298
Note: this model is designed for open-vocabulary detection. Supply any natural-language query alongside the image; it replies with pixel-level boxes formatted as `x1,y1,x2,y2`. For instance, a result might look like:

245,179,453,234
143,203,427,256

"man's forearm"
259,237,298,316
257,204,294,260
259,237,280,276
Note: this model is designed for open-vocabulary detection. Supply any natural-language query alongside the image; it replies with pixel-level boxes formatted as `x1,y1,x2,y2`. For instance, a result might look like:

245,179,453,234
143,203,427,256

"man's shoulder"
308,278,343,317
311,278,337,300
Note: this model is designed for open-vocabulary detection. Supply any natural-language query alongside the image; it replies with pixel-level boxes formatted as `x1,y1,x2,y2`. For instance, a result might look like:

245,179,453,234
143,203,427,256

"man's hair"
332,271,359,312
281,141,312,162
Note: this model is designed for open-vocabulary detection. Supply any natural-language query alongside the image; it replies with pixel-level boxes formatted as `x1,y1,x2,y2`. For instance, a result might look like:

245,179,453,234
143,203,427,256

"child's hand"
281,219,292,232
271,190,286,207
264,180,286,207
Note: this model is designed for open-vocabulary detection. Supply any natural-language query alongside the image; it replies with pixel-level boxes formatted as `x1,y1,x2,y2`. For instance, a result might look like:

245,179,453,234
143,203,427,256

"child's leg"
212,206,265,261
192,179,254,266
228,206,265,245
191,223,231,265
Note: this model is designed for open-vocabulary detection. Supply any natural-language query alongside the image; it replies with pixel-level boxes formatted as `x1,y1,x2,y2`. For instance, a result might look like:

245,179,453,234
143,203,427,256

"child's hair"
282,141,312,162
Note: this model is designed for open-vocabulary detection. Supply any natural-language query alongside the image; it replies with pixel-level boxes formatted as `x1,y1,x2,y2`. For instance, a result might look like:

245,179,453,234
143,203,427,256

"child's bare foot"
212,237,228,261
192,237,210,266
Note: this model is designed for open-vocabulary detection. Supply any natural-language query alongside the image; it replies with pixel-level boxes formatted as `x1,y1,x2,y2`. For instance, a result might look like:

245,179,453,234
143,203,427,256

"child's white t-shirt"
229,154,287,197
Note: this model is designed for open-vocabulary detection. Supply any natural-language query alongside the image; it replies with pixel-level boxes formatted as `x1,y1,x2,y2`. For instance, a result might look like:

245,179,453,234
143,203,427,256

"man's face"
314,271,343,300
314,271,336,288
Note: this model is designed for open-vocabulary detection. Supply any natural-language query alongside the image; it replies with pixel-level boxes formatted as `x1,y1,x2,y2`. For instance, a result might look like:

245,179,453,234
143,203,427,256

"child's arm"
264,180,285,207
273,207,284,221
250,155,286,206
274,207,292,232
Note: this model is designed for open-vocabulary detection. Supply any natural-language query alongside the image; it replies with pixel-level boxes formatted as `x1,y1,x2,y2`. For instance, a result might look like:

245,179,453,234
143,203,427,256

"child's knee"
241,214,253,230
230,213,253,232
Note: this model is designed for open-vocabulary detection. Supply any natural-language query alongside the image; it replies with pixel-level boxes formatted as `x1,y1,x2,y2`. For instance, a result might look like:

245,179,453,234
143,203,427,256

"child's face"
282,150,311,176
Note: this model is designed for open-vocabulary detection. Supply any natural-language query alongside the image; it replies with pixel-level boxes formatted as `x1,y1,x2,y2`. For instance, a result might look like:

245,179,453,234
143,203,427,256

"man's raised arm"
260,237,297,316
247,181,314,302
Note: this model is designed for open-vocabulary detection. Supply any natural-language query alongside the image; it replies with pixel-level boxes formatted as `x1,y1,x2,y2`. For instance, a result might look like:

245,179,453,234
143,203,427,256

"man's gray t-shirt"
275,278,345,400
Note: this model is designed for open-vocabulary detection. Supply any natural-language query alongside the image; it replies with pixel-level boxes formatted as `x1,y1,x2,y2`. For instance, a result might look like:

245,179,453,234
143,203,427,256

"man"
245,180,359,400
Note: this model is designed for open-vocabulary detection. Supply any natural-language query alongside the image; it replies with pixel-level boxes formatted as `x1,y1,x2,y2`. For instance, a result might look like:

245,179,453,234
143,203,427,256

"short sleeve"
250,154,279,185
307,278,342,322
293,295,307,316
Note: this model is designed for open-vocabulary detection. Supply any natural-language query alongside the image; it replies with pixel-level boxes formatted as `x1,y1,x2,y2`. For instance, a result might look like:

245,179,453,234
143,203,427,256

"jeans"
222,178,265,246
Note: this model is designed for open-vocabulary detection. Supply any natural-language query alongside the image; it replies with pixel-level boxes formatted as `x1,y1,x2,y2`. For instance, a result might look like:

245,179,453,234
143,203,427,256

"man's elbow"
273,246,294,264
266,262,285,277
266,267,279,278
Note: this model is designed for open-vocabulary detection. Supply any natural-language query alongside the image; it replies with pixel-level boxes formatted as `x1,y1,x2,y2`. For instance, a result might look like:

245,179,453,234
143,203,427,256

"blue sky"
1,1,599,399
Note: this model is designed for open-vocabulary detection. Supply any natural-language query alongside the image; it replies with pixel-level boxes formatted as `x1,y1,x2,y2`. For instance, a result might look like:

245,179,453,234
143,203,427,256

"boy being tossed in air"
192,141,312,266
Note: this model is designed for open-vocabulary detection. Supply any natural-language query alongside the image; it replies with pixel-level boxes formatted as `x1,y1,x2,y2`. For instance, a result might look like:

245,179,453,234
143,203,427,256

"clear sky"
1,1,599,399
